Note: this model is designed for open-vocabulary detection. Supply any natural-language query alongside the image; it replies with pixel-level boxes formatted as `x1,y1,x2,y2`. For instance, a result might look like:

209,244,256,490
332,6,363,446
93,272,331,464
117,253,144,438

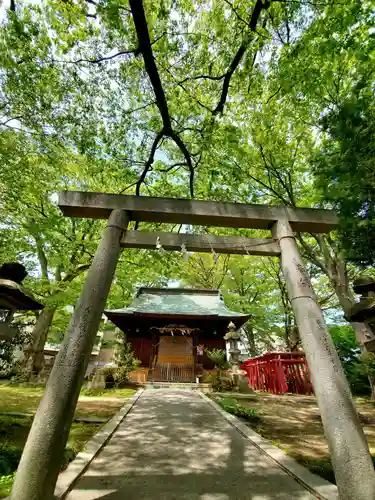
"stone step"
144,382,212,392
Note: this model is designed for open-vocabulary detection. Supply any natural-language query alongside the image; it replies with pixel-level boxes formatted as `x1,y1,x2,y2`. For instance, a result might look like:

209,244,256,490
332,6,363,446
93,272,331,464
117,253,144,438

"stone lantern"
224,321,242,389
0,263,43,340
347,276,375,353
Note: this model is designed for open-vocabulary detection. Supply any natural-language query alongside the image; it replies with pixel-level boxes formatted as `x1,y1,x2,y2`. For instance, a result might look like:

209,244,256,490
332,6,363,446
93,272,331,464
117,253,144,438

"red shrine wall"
127,337,153,366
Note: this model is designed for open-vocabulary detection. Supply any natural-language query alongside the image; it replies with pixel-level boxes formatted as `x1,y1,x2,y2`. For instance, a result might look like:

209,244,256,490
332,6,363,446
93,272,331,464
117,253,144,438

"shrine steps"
144,382,212,392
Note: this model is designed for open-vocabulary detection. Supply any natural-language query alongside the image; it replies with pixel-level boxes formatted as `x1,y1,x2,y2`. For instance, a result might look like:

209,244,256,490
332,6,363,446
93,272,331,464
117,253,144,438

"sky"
0,0,38,21
0,1,9,21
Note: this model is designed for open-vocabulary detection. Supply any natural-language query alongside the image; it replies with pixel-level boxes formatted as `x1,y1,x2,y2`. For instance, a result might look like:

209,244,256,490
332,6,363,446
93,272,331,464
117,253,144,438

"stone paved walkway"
66,389,319,500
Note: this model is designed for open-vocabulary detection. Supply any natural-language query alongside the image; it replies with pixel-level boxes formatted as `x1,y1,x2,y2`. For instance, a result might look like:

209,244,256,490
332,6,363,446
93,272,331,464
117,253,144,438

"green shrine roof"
105,288,250,326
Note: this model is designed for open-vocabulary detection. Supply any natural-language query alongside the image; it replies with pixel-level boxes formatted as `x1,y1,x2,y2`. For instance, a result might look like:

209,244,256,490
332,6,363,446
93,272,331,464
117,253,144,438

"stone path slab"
65,389,320,500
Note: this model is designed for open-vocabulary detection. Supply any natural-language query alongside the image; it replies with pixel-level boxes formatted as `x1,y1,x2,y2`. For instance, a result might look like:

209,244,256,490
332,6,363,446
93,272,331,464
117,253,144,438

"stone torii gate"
11,191,375,500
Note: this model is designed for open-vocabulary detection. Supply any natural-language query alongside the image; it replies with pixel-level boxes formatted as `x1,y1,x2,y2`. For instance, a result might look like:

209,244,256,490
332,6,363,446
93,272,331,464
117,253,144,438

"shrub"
218,397,261,423
0,444,22,475
205,348,230,370
108,337,141,387
329,325,371,395
99,366,116,388
206,373,222,392
360,352,375,378
0,472,15,497
62,447,76,469
205,348,231,391
0,326,31,376
293,455,336,484
80,387,108,397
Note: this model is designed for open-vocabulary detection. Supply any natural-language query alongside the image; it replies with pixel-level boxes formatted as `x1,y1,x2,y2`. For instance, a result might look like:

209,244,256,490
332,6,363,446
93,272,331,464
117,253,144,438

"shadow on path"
65,390,316,499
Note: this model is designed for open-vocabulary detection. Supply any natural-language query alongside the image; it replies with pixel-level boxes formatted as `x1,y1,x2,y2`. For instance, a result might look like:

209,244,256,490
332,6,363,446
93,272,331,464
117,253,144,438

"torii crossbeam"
59,190,338,232
121,231,281,256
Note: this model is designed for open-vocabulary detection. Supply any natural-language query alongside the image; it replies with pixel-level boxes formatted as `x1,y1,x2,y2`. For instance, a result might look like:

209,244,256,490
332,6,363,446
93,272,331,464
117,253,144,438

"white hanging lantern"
156,236,163,250
211,248,218,265
181,243,189,261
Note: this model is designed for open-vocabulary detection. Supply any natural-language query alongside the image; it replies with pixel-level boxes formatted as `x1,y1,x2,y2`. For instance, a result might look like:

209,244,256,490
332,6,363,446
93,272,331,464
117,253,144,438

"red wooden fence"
240,352,313,395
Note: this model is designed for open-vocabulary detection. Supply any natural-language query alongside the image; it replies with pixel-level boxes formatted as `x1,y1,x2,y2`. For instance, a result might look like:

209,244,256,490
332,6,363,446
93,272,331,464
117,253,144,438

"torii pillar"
273,220,375,500
11,210,129,500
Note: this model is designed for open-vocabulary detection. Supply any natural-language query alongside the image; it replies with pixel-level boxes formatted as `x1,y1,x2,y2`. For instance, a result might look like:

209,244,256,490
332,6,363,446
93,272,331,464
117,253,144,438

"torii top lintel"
58,191,338,233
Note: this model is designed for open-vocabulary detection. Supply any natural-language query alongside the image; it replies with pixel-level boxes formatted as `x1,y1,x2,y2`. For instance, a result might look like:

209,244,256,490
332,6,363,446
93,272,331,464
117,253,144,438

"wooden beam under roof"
59,191,339,233
121,231,281,256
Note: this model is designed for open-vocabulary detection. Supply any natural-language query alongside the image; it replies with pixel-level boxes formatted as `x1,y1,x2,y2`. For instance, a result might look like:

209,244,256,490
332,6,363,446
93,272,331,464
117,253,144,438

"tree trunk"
284,314,293,350
299,234,375,398
27,307,57,375
369,375,375,401
290,325,301,351
330,278,373,344
318,242,375,397
244,324,257,356
312,235,374,343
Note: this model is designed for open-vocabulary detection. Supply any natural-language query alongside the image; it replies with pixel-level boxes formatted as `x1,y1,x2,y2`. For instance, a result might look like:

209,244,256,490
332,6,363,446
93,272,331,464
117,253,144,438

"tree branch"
162,64,213,111
159,162,188,173
295,233,327,274
265,85,282,104
129,0,195,197
269,164,295,206
170,132,195,197
1,116,23,126
233,159,289,204
61,263,91,283
54,264,62,282
259,144,296,206
136,131,164,196
217,254,230,289
118,180,139,194
129,0,172,131
34,235,49,281
60,50,138,65
213,0,269,115
224,0,248,25
178,74,226,85
318,292,336,308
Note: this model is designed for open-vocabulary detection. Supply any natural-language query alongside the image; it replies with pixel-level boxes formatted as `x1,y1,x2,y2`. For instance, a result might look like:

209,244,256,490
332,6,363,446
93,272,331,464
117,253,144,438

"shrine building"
102,287,250,383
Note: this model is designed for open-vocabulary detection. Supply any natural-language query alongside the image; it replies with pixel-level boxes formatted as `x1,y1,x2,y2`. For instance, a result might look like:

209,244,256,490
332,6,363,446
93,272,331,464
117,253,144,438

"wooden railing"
152,363,194,383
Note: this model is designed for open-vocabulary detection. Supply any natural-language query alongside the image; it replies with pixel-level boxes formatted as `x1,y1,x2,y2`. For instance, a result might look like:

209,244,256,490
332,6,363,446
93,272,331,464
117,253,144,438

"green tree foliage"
314,92,375,266
248,0,375,344
113,336,141,386
1,0,375,385
180,251,339,354
180,252,283,353
329,325,370,395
